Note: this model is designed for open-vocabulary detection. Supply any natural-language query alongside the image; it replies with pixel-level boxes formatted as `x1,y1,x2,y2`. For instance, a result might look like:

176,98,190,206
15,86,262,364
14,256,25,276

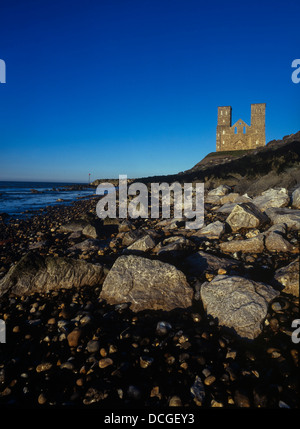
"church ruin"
216,103,266,151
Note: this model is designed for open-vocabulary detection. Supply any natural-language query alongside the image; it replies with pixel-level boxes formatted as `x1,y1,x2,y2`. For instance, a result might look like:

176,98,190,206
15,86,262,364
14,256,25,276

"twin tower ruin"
216,103,266,151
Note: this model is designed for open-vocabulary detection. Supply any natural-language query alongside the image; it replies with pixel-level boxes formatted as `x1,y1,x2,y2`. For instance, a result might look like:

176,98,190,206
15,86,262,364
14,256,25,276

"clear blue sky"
0,0,299,183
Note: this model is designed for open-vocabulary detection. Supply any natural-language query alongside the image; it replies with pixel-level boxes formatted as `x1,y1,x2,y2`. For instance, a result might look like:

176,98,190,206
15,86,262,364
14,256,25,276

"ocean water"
0,181,95,218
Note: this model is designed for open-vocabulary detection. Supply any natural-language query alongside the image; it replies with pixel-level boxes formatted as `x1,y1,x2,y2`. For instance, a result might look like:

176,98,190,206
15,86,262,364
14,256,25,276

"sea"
0,181,96,218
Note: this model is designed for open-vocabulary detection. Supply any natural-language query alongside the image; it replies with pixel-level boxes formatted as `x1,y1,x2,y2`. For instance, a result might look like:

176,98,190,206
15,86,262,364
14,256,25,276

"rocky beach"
0,172,299,409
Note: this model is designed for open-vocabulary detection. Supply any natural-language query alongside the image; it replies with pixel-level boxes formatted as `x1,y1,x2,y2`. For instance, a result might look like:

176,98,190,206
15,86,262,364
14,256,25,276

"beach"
0,185,298,408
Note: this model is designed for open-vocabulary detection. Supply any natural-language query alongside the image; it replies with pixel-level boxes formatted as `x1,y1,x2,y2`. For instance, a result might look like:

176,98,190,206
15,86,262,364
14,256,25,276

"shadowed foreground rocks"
0,252,104,298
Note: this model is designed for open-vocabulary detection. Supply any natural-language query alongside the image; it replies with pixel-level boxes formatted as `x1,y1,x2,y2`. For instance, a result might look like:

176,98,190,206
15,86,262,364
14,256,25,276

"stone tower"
216,103,266,151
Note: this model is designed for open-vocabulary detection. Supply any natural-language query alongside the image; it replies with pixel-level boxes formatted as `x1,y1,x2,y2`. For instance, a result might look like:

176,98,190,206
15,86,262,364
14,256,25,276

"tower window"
234,127,237,134
243,126,246,134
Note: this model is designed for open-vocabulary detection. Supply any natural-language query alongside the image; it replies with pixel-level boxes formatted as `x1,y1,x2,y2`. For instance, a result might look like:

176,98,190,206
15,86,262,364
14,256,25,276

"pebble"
140,356,154,368
36,362,52,373
156,321,172,336
204,375,216,386
169,396,182,406
67,328,82,348
86,340,100,353
38,393,47,405
99,358,113,369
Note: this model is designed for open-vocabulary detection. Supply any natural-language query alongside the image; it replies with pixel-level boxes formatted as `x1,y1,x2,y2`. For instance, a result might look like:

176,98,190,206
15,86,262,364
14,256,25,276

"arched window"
243,126,246,134
234,127,237,134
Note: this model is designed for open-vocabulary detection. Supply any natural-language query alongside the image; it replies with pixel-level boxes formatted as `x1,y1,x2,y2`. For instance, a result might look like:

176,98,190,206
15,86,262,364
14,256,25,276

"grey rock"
252,188,290,211
122,229,146,247
216,202,239,214
273,257,299,296
0,252,104,298
219,193,251,205
191,376,206,405
68,238,107,252
126,234,156,252
220,234,265,253
208,185,231,196
200,275,280,339
265,207,300,230
59,220,89,233
99,255,193,312
156,218,184,229
192,220,225,239
292,187,300,209
184,251,239,276
264,231,294,253
205,195,222,205
157,236,196,258
118,220,133,232
226,202,269,232
82,224,98,239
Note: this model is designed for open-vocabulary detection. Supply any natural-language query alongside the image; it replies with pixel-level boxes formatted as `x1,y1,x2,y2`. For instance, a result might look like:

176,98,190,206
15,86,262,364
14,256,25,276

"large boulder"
0,252,104,298
252,188,290,211
226,202,269,232
265,207,300,230
99,255,193,312
200,275,279,340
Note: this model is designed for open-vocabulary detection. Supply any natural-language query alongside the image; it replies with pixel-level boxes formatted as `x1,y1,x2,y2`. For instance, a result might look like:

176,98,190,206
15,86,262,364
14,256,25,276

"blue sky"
0,0,299,182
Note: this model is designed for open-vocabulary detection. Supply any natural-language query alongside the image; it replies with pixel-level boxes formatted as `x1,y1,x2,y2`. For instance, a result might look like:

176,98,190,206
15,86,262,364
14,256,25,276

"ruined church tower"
216,103,266,151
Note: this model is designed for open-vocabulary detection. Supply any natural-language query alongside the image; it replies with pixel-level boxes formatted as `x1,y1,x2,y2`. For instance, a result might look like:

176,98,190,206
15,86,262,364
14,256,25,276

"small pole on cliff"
88,173,91,186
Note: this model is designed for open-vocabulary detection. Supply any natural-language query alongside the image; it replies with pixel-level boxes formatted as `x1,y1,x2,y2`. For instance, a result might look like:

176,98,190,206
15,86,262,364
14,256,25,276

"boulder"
219,193,251,205
59,220,90,233
157,236,196,260
216,202,239,214
82,224,98,239
68,239,108,252
126,234,156,252
292,187,300,209
273,257,299,296
184,251,240,276
264,225,295,252
220,234,265,254
252,188,290,211
192,220,225,240
99,255,193,312
208,185,231,196
0,252,104,298
205,195,222,205
122,229,146,247
156,218,185,230
200,275,280,340
226,202,269,232
265,208,300,230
